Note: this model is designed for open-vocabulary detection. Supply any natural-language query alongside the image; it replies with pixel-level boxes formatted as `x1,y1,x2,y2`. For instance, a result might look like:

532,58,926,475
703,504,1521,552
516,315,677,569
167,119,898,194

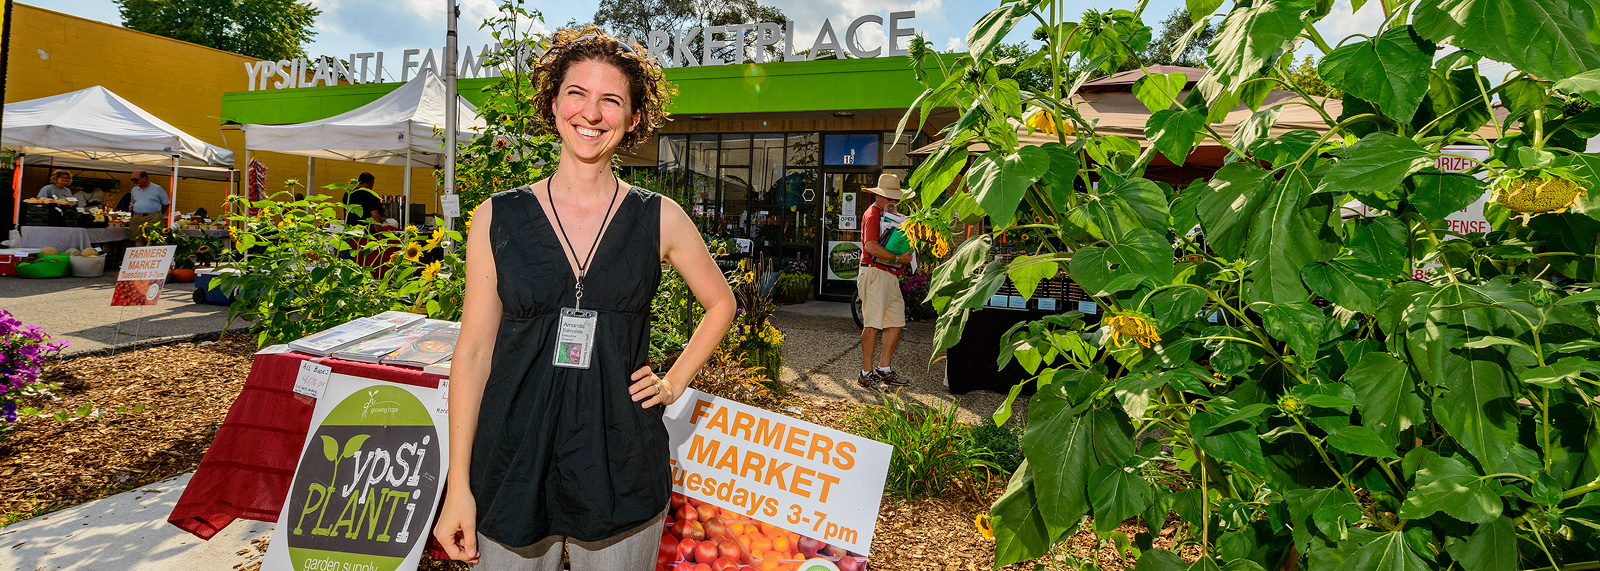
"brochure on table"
111,245,176,306
662,389,891,568
262,373,449,571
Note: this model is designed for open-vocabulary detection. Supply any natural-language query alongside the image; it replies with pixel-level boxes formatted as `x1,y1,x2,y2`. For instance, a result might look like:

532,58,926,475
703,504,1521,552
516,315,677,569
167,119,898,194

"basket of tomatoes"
658,493,866,571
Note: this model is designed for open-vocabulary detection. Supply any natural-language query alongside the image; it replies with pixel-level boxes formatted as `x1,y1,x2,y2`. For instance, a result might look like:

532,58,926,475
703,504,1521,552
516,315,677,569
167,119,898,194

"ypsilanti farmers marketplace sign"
243,12,920,91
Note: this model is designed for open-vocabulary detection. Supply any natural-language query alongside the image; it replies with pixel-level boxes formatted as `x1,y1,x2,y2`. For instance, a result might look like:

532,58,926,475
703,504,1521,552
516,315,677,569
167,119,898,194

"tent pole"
307,156,315,196
227,168,236,219
403,148,413,227
444,0,459,240
10,154,23,227
169,155,179,227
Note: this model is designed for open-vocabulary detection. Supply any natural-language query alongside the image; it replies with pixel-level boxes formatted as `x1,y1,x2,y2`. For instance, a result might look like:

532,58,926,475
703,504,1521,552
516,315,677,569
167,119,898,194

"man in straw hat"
857,173,914,389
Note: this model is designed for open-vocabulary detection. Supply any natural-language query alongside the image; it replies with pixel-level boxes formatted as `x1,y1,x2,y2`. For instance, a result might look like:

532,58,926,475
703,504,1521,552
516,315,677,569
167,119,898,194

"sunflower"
197,245,211,254
1104,312,1161,348
974,514,994,540
422,260,441,281
404,242,423,262
424,228,445,250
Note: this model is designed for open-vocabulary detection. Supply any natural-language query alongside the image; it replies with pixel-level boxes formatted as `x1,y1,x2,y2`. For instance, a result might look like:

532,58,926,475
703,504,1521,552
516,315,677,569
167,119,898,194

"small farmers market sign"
262,374,448,571
111,245,175,306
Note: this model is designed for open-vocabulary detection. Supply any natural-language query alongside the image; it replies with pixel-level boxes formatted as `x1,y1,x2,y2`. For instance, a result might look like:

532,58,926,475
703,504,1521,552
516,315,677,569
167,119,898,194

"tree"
115,0,319,61
1141,8,1214,67
993,43,1052,95
592,0,787,61
1286,54,1342,98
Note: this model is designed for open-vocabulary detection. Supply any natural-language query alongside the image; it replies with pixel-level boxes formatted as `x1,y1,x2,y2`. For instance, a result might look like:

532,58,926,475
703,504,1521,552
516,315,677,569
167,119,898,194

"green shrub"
850,392,1000,501
969,422,1024,476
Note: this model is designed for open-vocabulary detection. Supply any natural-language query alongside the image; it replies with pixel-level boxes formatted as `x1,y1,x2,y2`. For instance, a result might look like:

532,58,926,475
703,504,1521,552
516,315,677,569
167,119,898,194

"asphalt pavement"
0,275,235,355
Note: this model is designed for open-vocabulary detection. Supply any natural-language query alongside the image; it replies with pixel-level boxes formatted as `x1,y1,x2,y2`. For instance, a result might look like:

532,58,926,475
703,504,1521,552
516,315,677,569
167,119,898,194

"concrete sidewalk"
0,473,270,571
1,275,234,355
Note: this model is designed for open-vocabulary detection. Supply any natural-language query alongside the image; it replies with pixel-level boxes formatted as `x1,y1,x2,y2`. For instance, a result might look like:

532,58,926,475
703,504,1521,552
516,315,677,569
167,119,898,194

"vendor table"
17,226,129,251
168,350,451,557
945,306,1103,395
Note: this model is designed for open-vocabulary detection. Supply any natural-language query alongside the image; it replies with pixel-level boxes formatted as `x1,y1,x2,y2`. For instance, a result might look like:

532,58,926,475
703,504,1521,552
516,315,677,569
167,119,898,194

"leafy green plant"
446,0,560,216
850,392,1002,501
214,186,464,347
904,0,1600,567
969,422,1024,476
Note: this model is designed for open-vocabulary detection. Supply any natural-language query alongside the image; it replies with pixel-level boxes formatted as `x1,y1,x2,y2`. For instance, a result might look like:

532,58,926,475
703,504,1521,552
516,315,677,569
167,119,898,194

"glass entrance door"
819,171,876,301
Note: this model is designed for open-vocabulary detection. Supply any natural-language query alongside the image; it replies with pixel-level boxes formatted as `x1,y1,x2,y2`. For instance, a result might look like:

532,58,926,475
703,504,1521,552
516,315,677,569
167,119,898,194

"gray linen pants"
474,508,668,571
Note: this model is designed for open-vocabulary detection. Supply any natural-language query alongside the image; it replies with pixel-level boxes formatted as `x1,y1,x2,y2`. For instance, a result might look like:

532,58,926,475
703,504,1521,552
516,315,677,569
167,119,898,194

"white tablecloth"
18,226,129,251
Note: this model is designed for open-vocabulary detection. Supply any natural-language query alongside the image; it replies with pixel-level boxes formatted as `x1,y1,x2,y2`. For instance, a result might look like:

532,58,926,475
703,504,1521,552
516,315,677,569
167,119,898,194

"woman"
432,28,736,570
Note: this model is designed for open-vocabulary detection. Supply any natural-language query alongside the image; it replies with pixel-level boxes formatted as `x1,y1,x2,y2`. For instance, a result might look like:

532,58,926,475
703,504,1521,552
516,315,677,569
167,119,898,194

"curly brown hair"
533,26,674,152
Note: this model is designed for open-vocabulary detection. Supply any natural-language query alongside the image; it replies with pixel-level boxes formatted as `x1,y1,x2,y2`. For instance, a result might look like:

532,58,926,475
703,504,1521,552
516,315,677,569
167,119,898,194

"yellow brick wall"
6,3,440,218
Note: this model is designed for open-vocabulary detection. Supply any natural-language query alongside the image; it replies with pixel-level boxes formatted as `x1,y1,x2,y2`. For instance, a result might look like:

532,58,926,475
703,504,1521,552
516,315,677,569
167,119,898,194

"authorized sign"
262,374,450,571
663,389,891,554
111,245,176,306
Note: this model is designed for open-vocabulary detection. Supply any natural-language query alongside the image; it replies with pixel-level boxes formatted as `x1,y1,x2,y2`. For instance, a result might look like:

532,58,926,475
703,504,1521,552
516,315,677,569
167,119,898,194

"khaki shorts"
128,212,164,240
859,265,905,330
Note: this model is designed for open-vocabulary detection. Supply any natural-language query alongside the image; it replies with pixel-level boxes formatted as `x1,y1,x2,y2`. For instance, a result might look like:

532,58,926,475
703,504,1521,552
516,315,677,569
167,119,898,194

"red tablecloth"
168,350,452,558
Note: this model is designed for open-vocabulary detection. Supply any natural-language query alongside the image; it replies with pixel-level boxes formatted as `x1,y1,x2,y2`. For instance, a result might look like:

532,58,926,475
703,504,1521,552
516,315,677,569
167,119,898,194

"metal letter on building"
845,15,883,59
887,11,916,57
810,19,843,60
674,27,700,68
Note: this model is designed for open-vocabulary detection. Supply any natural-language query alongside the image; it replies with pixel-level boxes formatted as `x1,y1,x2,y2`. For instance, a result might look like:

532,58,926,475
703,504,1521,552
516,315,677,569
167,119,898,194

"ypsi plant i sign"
262,374,449,571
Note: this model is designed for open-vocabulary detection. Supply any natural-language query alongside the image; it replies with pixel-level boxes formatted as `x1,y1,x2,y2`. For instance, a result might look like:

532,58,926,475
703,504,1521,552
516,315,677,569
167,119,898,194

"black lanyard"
546,172,621,310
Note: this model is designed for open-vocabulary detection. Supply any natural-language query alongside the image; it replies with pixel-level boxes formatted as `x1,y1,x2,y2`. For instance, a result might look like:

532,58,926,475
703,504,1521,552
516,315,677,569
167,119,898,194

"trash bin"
194,268,238,305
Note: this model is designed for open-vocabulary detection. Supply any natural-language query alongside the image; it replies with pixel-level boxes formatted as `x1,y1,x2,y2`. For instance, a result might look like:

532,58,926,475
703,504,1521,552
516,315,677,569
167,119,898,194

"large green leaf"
966,0,1050,63
1089,463,1155,533
1007,254,1060,300
1317,26,1435,122
913,143,971,209
1343,353,1425,449
1200,0,1316,100
1334,531,1429,571
1245,169,1337,304
969,147,1051,230
1325,425,1399,459
1230,104,1284,155
1040,142,1081,212
1318,133,1435,200
1443,517,1518,571
1345,217,1409,279
1412,283,1521,470
1068,228,1174,296
1413,0,1600,83
1147,107,1207,166
1133,72,1189,112
1191,410,1270,474
1416,67,1494,137
1187,0,1225,16
990,462,1051,565
1301,258,1387,314
1196,163,1273,259
1405,170,1487,220
1256,301,1327,359
1022,380,1097,540
1397,452,1505,524
1110,177,1172,230
1286,487,1361,550
1135,549,1188,571
1555,69,1600,105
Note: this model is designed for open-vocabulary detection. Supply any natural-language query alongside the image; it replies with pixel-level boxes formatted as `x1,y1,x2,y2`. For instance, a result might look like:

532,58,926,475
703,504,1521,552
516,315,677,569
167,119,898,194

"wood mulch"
5,341,1189,571
0,336,257,524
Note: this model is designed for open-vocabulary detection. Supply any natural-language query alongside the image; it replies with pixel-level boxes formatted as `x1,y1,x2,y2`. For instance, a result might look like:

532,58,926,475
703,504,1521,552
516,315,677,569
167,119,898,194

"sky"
26,0,1398,78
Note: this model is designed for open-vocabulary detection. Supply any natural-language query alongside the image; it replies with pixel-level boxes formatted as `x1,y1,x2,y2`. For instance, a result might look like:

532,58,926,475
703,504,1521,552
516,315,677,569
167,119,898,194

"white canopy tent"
240,69,486,224
3,85,238,225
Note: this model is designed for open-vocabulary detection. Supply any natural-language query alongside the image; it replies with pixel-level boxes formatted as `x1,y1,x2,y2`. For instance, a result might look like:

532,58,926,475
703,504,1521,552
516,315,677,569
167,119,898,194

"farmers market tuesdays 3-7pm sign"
263,374,448,571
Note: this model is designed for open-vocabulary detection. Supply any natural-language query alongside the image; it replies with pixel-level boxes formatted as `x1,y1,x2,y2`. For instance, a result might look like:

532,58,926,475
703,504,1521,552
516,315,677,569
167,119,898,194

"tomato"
694,565,712,571
712,557,739,571
717,539,740,561
659,535,679,559
677,504,699,523
703,517,728,540
678,538,697,561
695,503,718,522
796,536,822,558
688,521,706,541
837,557,862,571
695,540,720,564
670,493,689,511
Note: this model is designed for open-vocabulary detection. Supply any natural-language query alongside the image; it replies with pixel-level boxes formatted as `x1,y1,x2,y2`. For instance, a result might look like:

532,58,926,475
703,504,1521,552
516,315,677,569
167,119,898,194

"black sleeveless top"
471,185,669,546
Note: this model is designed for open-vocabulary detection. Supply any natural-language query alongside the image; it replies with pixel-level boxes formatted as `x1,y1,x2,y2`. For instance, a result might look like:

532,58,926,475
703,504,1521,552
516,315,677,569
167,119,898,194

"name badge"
553,308,597,369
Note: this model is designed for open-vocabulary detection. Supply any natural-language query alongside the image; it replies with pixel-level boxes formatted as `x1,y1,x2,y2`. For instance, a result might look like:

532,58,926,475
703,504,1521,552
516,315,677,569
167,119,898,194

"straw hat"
863,173,904,200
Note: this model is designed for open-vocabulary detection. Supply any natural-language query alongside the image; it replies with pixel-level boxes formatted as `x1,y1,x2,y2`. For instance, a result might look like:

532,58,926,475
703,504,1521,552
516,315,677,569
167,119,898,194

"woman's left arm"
629,196,735,408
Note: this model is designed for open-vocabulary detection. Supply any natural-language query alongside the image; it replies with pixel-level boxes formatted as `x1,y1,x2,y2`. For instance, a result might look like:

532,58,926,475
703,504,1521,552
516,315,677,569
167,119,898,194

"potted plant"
773,259,814,303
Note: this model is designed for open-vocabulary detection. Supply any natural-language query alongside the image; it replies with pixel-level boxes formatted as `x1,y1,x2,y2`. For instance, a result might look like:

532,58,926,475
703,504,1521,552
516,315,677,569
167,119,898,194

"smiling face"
552,58,641,164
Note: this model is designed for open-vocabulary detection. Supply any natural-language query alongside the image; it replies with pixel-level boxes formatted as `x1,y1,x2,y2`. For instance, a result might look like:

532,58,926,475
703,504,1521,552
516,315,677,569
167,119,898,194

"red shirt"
860,203,905,276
